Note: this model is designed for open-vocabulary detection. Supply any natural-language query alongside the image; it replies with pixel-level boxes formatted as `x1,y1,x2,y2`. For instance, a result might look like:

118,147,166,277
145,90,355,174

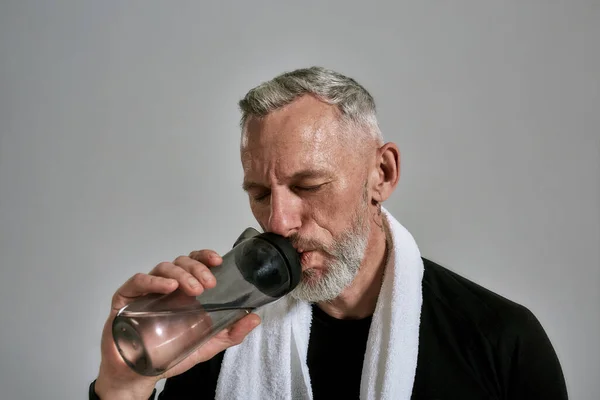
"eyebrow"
242,169,331,192
242,181,262,192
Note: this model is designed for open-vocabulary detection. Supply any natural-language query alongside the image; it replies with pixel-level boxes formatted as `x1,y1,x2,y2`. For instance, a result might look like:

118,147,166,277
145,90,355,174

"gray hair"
238,66,383,143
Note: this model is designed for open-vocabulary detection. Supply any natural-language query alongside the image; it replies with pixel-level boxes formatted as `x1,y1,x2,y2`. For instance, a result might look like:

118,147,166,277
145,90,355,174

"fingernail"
188,277,200,287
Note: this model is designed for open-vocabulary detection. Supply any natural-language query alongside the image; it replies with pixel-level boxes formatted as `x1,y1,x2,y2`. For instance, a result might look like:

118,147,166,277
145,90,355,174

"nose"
266,188,301,237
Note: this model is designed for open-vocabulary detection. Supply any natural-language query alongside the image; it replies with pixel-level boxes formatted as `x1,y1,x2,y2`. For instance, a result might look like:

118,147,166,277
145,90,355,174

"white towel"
215,208,424,400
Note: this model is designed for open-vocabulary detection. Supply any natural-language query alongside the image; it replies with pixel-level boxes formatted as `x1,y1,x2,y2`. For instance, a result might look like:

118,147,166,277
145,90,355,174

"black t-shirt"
307,304,372,400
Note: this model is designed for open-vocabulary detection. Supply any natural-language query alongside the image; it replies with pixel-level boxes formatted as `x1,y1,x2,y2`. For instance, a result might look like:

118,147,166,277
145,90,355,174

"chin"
300,267,325,285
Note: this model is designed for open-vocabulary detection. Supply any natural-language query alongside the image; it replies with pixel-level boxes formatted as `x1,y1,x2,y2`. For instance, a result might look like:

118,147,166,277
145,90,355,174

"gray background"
0,1,598,398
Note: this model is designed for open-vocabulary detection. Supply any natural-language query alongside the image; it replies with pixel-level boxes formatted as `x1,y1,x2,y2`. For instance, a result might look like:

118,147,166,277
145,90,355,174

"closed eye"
293,183,326,193
250,183,329,203
252,192,270,202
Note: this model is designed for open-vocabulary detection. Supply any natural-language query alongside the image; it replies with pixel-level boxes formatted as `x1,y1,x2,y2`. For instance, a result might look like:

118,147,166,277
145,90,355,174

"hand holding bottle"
94,250,262,400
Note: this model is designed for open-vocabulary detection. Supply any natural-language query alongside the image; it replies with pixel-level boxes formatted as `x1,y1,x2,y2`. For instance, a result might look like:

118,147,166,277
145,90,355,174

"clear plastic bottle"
112,228,301,376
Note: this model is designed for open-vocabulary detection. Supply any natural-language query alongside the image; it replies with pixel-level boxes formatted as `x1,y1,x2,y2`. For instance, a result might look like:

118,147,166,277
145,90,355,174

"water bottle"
112,228,302,376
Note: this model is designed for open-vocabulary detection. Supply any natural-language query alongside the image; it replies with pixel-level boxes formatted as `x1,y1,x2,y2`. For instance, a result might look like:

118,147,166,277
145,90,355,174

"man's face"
241,95,375,302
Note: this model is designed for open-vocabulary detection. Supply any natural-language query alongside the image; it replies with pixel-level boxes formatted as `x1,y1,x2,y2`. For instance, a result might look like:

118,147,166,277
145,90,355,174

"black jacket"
91,258,568,399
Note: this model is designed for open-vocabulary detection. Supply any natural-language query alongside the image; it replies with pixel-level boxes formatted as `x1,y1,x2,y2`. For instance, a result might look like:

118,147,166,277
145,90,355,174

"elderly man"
90,67,568,399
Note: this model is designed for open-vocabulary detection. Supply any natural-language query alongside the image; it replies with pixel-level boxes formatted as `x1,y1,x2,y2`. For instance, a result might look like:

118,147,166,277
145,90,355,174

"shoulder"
416,259,567,397
421,258,542,341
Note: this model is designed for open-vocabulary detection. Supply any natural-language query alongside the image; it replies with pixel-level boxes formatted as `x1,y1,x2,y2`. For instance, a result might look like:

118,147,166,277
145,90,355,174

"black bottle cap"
255,232,302,292
233,228,302,298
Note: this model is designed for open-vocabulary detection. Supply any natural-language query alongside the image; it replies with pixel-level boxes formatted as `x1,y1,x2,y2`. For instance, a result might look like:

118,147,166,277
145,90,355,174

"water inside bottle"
113,307,251,376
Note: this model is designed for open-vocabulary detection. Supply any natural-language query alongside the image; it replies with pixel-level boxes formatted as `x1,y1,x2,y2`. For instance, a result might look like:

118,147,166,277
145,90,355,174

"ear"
369,142,400,204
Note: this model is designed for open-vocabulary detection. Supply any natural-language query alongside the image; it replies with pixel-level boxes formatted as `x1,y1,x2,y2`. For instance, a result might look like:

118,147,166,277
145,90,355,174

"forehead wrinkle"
242,118,335,163
243,150,332,186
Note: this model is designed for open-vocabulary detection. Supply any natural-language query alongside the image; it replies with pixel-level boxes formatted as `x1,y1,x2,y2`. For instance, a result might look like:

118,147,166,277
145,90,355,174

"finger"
172,255,199,268
172,256,216,289
149,261,205,296
187,262,216,289
222,313,262,345
188,249,222,267
112,273,177,310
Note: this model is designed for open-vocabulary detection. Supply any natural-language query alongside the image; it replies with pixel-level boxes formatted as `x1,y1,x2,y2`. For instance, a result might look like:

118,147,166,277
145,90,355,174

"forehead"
241,96,346,178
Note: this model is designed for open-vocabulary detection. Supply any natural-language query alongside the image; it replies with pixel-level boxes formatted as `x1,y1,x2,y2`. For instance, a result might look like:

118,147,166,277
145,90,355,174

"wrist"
94,372,156,400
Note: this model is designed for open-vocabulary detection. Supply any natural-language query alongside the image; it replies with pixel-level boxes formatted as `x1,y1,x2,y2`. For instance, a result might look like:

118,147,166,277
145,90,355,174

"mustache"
288,233,332,255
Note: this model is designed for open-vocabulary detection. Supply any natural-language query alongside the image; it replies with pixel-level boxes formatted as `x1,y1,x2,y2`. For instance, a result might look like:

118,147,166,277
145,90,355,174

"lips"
299,250,314,267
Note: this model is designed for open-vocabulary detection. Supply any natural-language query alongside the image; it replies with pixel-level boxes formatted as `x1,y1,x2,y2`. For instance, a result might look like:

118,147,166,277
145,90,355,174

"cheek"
249,203,269,229
308,187,358,235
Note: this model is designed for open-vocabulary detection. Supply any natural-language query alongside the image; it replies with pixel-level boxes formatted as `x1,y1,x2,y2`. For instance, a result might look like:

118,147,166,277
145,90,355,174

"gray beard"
290,205,370,303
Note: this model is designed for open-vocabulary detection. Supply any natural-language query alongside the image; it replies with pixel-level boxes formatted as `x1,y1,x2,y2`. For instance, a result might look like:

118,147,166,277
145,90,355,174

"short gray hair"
238,66,383,143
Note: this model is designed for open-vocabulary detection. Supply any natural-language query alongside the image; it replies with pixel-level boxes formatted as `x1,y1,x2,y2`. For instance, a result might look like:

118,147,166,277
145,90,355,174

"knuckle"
191,249,213,261
132,272,147,285
146,274,159,285
155,261,172,273
174,255,189,264
111,291,121,306
189,262,207,275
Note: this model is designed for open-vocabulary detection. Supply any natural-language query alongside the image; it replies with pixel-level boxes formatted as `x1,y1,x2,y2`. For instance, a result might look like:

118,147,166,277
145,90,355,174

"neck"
317,212,391,320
